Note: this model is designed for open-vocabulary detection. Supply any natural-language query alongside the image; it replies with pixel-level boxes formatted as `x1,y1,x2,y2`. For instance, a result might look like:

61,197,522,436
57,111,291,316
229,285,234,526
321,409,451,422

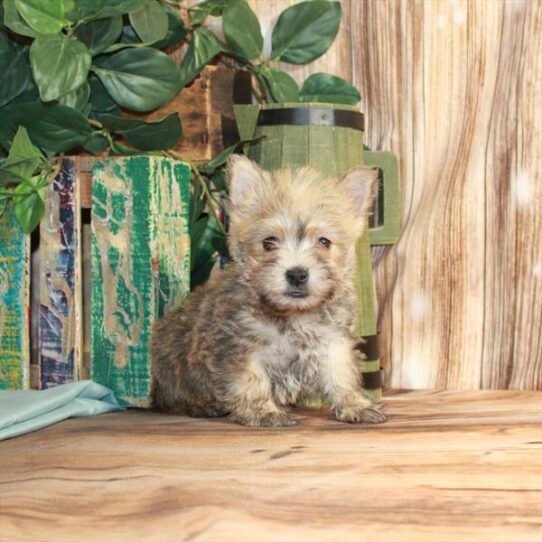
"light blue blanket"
0,380,122,441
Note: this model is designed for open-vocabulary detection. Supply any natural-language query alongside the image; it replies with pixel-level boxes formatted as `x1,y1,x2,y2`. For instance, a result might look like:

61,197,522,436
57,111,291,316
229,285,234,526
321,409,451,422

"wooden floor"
1,391,541,542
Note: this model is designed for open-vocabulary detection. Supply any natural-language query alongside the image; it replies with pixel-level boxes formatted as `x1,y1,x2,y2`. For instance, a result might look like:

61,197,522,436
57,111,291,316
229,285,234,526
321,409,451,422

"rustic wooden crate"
90,156,190,407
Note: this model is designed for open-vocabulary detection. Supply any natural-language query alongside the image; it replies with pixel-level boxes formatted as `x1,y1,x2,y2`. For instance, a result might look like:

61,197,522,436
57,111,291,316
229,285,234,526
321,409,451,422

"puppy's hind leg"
227,355,297,427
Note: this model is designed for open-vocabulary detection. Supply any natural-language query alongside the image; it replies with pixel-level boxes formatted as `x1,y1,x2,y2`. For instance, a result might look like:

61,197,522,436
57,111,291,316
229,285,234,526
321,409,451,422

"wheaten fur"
150,155,385,426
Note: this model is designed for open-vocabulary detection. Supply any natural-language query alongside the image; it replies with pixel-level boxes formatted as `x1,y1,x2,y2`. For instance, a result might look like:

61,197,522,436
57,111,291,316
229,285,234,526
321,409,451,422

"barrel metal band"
355,334,380,360
257,108,365,132
362,369,384,390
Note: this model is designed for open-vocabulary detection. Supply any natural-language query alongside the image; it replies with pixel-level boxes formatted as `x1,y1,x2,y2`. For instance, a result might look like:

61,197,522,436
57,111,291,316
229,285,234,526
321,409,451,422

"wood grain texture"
91,157,190,407
39,159,82,389
1,390,541,542
249,0,542,390
0,208,29,390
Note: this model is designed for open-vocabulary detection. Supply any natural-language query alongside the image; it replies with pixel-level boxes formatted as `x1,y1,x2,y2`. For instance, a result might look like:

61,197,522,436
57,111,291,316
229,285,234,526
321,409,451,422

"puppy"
150,155,386,427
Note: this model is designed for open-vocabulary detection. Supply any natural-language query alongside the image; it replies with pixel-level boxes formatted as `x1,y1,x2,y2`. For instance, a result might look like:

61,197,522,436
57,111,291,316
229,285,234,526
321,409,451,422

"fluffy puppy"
150,155,386,427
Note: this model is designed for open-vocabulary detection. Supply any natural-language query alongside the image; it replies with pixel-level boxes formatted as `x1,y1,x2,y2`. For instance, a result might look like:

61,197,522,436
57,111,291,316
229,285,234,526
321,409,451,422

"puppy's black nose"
285,267,309,287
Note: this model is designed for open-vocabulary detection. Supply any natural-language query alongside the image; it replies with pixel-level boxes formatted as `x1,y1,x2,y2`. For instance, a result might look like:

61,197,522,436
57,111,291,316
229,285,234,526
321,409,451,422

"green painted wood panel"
0,207,29,390
91,157,190,407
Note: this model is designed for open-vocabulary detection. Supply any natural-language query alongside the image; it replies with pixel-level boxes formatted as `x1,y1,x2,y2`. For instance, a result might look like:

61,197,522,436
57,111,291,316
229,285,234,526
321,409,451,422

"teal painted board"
91,157,190,407
0,207,29,390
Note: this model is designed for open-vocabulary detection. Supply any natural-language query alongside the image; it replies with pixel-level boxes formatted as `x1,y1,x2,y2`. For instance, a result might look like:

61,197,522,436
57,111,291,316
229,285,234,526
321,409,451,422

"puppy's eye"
318,237,331,249
263,236,279,252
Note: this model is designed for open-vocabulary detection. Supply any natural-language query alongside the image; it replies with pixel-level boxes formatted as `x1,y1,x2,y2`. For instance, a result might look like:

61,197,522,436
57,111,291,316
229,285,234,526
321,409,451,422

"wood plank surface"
39,159,82,388
0,208,29,390
91,157,190,407
248,0,542,390
1,390,541,542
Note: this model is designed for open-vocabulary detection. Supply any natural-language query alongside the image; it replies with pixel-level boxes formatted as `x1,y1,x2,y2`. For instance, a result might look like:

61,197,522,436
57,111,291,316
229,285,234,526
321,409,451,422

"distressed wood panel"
39,159,82,389
250,0,542,390
0,208,29,390
1,391,541,542
353,0,542,390
91,157,190,407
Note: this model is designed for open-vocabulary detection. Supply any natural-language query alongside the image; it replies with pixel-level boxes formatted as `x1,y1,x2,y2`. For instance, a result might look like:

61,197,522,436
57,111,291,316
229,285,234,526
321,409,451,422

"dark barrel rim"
257,107,364,132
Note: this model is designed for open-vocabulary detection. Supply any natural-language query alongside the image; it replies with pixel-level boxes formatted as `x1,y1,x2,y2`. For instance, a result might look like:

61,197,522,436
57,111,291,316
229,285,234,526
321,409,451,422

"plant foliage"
1,0,362,288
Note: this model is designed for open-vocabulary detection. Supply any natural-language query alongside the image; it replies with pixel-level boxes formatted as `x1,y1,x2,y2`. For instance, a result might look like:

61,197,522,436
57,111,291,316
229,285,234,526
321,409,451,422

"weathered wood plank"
0,208,29,390
91,157,190,407
1,390,541,542
351,0,542,390
39,159,83,389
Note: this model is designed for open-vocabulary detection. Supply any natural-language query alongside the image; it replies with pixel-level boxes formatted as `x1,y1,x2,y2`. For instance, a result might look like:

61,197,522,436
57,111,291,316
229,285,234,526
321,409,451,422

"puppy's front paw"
232,410,298,427
335,402,387,424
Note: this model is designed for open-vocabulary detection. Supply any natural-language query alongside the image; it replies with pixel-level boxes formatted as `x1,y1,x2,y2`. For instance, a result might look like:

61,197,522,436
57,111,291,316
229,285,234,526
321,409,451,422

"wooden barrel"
235,103,392,401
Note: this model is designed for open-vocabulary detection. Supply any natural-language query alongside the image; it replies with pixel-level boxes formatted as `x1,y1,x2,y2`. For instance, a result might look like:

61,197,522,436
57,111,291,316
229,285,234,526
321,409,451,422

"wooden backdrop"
247,0,542,390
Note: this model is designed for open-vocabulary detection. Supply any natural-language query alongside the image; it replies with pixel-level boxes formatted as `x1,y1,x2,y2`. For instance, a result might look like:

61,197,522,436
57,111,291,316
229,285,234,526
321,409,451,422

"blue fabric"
0,380,122,441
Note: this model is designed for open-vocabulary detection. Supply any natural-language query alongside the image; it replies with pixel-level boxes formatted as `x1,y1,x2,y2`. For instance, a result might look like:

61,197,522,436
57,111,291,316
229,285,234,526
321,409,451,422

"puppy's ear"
226,155,264,207
340,166,379,220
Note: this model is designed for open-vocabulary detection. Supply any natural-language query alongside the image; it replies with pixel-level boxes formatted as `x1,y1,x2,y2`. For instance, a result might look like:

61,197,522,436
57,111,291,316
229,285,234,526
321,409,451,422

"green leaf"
211,168,227,192
189,0,229,25
99,113,182,151
0,196,8,215
30,34,92,102
191,214,222,271
300,73,361,105
109,140,141,155
199,138,264,175
101,41,156,54
0,36,31,107
271,0,341,64
0,126,43,184
190,181,204,227
12,177,46,233
3,0,40,37
120,23,140,44
57,81,91,113
14,0,65,34
76,0,146,23
82,132,108,155
179,27,223,88
223,0,262,61
75,15,123,56
92,47,181,112
13,102,92,152
153,9,186,50
190,257,216,289
0,106,17,151
258,67,299,102
88,75,118,113
129,0,168,44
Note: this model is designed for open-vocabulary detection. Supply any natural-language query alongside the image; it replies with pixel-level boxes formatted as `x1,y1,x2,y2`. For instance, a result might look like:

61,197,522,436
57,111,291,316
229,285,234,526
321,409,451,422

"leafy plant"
182,0,361,105
0,126,58,233
1,0,362,288
0,0,186,229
